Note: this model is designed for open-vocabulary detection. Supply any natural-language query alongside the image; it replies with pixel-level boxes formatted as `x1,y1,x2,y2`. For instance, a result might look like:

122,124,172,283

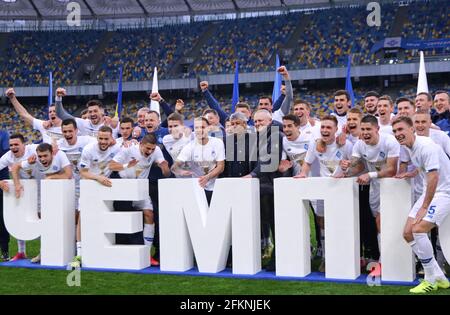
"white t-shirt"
75,117,119,138
299,121,322,140
21,150,71,179
282,132,320,176
113,144,165,179
177,137,225,191
331,113,347,135
163,134,192,161
79,142,121,177
304,139,353,177
378,121,394,136
429,129,450,156
0,144,38,179
352,133,400,173
57,136,95,179
401,136,450,196
32,118,63,143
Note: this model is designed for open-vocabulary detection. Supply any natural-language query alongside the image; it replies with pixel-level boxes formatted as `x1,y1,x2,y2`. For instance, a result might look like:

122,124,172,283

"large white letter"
80,179,149,270
4,179,75,266
380,178,415,282
274,177,360,279
159,178,261,274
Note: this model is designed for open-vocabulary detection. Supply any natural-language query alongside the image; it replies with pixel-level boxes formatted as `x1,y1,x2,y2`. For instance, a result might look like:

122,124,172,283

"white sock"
76,241,82,257
320,228,325,257
410,233,440,283
143,223,155,248
17,240,26,254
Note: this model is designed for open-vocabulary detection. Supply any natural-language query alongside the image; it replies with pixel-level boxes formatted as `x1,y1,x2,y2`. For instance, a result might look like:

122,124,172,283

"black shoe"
0,251,9,262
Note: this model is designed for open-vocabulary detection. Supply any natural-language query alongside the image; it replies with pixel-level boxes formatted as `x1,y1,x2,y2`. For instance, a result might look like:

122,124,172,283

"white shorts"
132,197,153,211
409,193,450,227
369,180,380,217
311,200,324,217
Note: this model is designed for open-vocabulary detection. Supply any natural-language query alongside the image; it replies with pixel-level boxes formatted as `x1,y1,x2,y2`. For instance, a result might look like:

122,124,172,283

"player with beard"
363,91,380,116
377,95,395,135
341,115,400,277
110,134,170,266
57,118,96,266
5,88,63,143
11,142,72,263
55,88,118,137
295,115,353,272
0,134,38,261
392,116,450,293
292,101,321,138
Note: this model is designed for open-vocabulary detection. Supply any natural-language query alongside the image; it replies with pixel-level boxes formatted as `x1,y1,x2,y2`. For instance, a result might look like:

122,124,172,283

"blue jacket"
0,130,9,180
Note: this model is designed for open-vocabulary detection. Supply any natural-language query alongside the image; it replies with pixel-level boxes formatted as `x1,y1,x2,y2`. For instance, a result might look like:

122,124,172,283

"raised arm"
54,88,75,121
200,81,229,126
5,88,34,126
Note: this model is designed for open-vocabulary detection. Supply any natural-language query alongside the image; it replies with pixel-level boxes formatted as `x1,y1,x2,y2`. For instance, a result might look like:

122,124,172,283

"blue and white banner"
371,38,450,54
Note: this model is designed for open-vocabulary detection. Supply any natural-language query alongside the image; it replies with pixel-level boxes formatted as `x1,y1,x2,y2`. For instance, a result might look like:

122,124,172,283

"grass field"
1,238,449,295
1,211,449,295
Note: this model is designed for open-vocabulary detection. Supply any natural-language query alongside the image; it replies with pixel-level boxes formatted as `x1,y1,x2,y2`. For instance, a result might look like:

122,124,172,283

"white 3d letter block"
3,179,75,266
80,179,149,270
159,178,261,274
380,178,415,282
274,177,360,279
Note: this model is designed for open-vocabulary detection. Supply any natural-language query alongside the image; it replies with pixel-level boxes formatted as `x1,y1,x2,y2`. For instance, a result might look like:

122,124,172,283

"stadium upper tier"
0,0,448,87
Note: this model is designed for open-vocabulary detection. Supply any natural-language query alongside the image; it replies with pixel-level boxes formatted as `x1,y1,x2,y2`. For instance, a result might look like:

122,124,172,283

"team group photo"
0,0,449,297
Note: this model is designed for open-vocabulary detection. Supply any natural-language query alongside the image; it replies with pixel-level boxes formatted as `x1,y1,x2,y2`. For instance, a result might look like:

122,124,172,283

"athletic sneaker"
30,253,41,264
436,278,450,289
70,255,82,268
409,279,437,293
150,257,160,266
10,252,27,262
369,262,382,277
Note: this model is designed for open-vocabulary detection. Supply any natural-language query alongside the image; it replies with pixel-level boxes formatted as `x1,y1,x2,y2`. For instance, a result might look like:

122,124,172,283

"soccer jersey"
401,136,450,196
304,139,353,177
21,150,71,179
378,122,394,135
282,132,320,176
79,142,121,177
352,133,400,214
177,137,225,191
74,117,119,138
33,118,63,143
299,121,321,140
113,144,165,179
162,134,191,161
331,113,347,135
57,136,95,179
0,144,38,179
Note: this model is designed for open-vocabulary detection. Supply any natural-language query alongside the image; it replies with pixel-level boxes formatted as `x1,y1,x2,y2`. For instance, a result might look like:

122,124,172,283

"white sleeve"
112,148,129,164
0,155,9,170
21,160,32,171
215,139,225,161
177,144,192,162
79,147,92,170
352,141,362,158
345,141,354,160
387,137,400,158
439,133,450,157
32,118,44,133
399,147,411,163
57,151,71,169
423,145,440,172
153,146,166,164
304,140,317,165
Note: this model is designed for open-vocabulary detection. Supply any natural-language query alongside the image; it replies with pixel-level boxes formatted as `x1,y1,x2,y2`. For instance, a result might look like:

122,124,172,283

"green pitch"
1,238,449,295
0,211,449,295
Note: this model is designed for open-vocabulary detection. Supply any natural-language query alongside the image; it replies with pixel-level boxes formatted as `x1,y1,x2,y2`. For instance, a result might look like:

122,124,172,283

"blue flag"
272,54,282,103
115,67,123,119
345,55,355,107
231,60,239,112
48,71,53,107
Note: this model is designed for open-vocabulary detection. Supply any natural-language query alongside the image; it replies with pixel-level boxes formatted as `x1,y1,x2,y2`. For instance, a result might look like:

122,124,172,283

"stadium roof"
0,0,357,20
